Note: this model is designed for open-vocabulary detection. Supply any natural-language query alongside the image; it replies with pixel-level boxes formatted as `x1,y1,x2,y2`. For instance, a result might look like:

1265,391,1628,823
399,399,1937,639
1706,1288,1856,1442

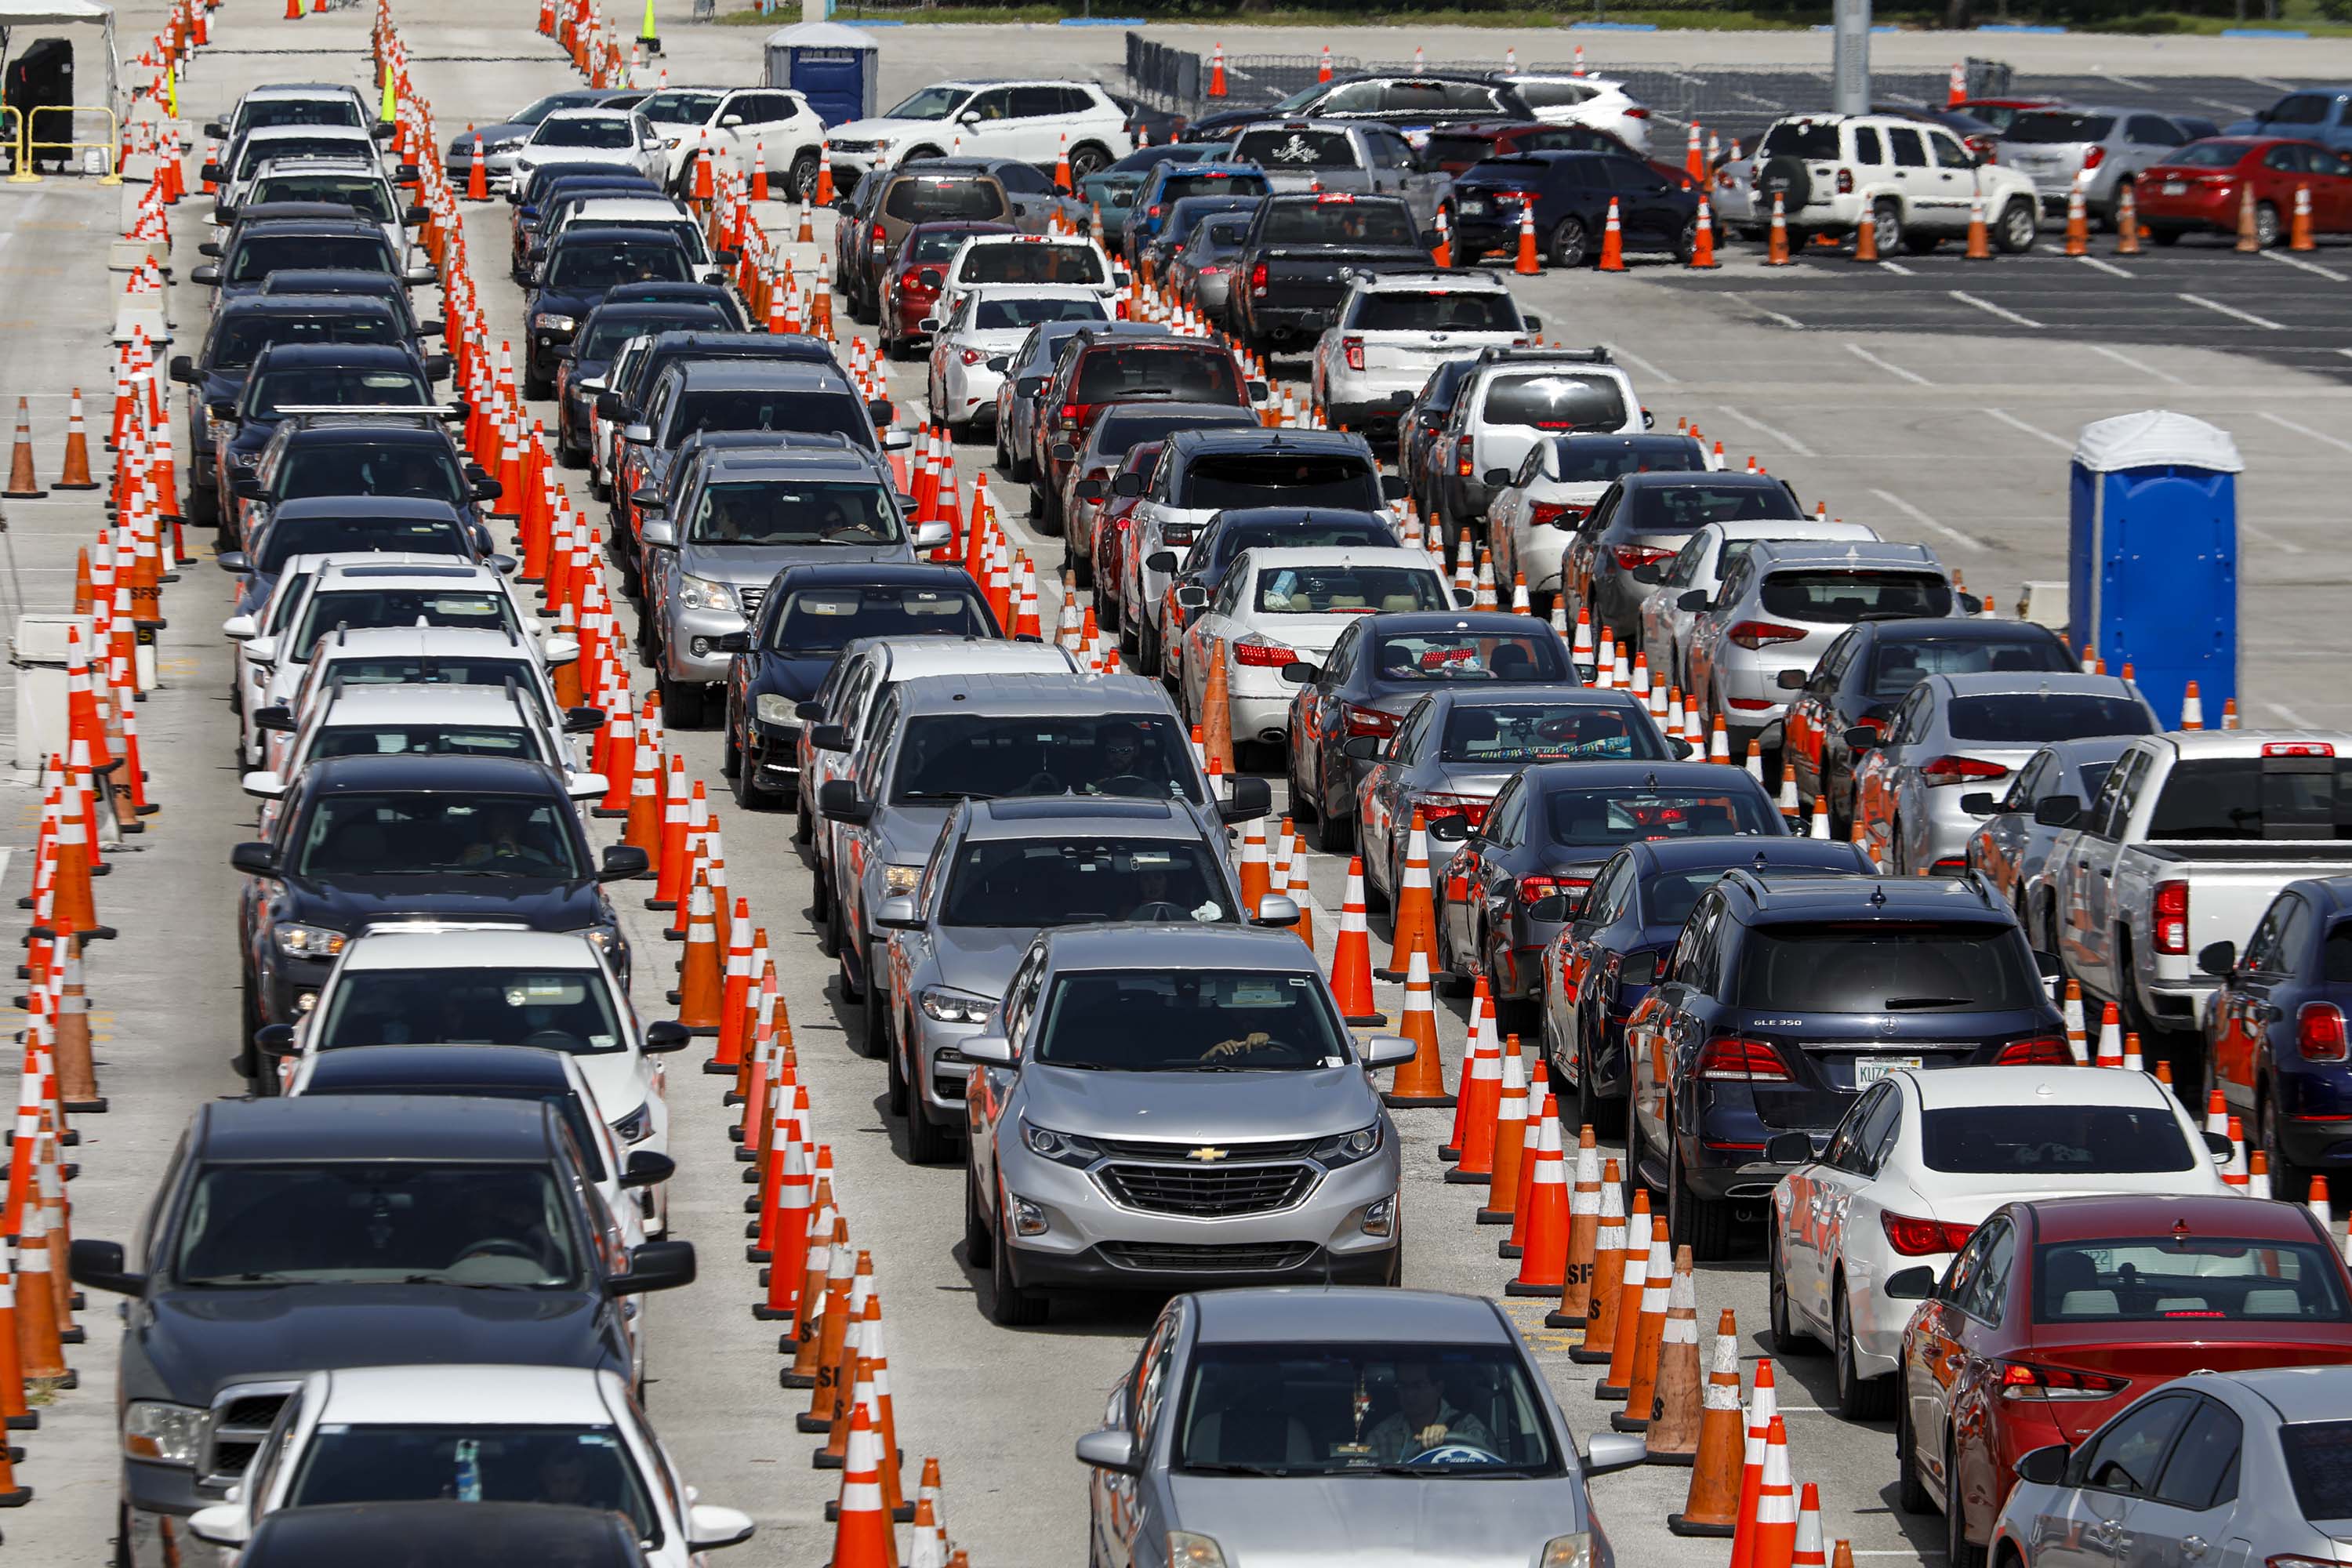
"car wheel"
1548,216,1592,268
1834,1280,1895,1419
2148,227,2182,246
837,920,866,1004
787,149,820,201
522,366,552,399
1432,909,1472,998
963,1159,993,1268
884,1011,910,1115
906,1079,952,1165
2102,180,2135,233
1901,233,1943,256
1005,442,1031,484
1947,1431,1987,1568
238,970,266,1086
1575,1027,1626,1138
659,673,710,729
2261,1089,2312,1203
816,880,841,956
862,977,889,1058
730,742,780,809
1896,1398,1934,1513
1870,199,1902,256
1095,572,1120,630
1996,198,2038,254
2256,200,2283,249
1668,1132,1732,1262
1286,746,1318,823
988,1171,1049,1327
1768,1232,1818,1353
1314,788,1354,853
1068,143,1112,183
1136,619,1161,684
1072,543,1094,589
794,791,815,848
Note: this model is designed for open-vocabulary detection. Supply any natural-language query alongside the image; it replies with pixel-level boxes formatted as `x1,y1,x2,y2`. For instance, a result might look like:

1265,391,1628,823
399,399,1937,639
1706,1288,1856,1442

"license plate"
2163,180,2187,195
1460,198,1487,215
1854,1055,1923,1087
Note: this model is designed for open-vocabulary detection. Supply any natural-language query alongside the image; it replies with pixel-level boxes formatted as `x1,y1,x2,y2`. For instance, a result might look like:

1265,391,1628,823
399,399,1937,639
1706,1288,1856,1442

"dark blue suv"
1446,149,1700,269
2199,875,2352,1199
1627,869,2066,1258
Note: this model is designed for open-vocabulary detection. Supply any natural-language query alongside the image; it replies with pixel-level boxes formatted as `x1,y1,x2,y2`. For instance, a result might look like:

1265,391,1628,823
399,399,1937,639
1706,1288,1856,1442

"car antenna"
1754,851,1769,871
1870,884,1887,907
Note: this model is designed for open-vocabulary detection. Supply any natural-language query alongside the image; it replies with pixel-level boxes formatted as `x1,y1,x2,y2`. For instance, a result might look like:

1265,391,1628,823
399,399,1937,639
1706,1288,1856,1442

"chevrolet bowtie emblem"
1189,1146,1228,1162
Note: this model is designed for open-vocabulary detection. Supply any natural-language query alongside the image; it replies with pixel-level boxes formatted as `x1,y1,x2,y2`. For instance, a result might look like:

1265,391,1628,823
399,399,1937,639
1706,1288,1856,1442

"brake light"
1625,106,1650,118
1058,402,1081,428
1836,169,1854,194
1517,873,1590,908
1918,755,2010,787
1994,1035,2071,1065
1420,794,1490,829
2082,146,2105,171
1345,704,1400,737
1613,543,1675,572
1232,637,1298,668
1727,621,1807,650
1529,503,1584,529
2266,742,2336,757
1148,202,1162,219
960,348,988,366
1881,1212,1976,1257
1342,336,1365,372
2154,878,2189,956
1249,261,1269,297
1696,1036,1792,1082
1998,1361,2129,1401
871,223,887,247
1456,434,1475,478
2299,1002,2348,1063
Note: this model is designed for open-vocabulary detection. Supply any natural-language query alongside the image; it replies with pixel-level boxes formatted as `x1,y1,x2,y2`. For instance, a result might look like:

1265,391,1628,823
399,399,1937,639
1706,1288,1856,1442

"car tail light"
1420,793,1490,829
1345,704,1399,737
1456,434,1475,478
1918,755,2010,787
1995,1035,2071,1065
1613,543,1675,572
2083,145,2106,171
1696,1036,1792,1082
1998,1361,2129,1400
1148,202,1162,219
2299,1001,2348,1062
870,223,887,247
1836,169,1854,194
1058,401,1081,429
1343,336,1365,372
959,348,988,366
1529,502,1584,529
1198,265,1226,277
2154,878,2189,956
1232,637,1298,668
899,267,930,292
2266,741,2336,758
1881,1212,1977,1256
1250,261,1269,297
1517,873,1590,909
1625,107,1650,119
1727,621,1808,650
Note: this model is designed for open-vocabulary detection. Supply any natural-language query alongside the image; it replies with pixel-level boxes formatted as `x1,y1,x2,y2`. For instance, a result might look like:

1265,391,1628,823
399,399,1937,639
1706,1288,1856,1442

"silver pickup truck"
2040,729,2352,1055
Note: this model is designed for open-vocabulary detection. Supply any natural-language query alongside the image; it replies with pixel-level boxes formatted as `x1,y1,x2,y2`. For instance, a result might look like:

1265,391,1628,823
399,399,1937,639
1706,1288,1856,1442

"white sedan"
1767,1064,2231,1421
506,107,666,190
924,285,1108,438
1174,545,1455,765
1486,432,1711,617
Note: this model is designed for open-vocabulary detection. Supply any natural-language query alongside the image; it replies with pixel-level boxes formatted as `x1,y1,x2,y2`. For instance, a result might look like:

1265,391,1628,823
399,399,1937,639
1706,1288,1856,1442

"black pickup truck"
1223,191,1437,352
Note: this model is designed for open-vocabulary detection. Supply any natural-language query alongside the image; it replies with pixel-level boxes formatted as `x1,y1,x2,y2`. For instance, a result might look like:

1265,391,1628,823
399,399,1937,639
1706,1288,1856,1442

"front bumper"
660,605,751,684
123,1459,218,1568
910,1012,981,1122
744,717,802,793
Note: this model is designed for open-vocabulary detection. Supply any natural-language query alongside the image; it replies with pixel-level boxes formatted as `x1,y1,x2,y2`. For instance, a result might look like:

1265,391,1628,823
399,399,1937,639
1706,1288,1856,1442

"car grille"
738,584,766,618
1100,1240,1316,1273
829,139,878,154
1097,1160,1316,1218
201,1381,300,1489
1090,1134,1318,1160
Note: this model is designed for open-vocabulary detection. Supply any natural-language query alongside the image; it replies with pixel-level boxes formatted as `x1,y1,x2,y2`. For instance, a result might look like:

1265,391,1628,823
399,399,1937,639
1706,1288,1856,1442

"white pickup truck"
2040,730,2352,1050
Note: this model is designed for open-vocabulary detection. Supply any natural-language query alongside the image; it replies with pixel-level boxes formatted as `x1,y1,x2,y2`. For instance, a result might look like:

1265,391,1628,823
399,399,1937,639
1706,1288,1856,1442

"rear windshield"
892,713,1199,804
2168,142,2249,169
1946,693,2154,744
294,588,517,656
666,389,869,448
230,234,392,282
250,174,396,221
1254,564,1444,615
1760,569,1951,624
911,226,999,262
1760,122,1841,160
1730,922,2045,1011
940,837,1232,927
1866,636,2070,698
243,99,364,131
236,136,369,177
2281,1421,2352,1521
1552,437,1704,483
1074,346,1241,405
1159,169,1272,202
1258,197,1419,246
1091,408,1258,458
536,117,634,148
886,176,1007,223
766,584,993,653
316,964,623,1056
212,314,402,371
1482,372,1626,434
958,243,1106,287
2033,1237,2351,1323
1212,522,1392,564
689,479,900,546
1185,453,1380,512
1425,133,1502,169
279,445,466,504
2005,112,2114,144
545,241,690,289
1544,784,1777,848
1372,630,1569,684
1351,291,1519,333
321,655,539,690
579,307,724,359
246,368,430,418
310,724,536,763
1622,481,1800,532
1442,702,1661,763
1919,1105,2194,1174
2148,757,2352,841
258,517,469,572
1234,129,1357,169
975,296,1105,330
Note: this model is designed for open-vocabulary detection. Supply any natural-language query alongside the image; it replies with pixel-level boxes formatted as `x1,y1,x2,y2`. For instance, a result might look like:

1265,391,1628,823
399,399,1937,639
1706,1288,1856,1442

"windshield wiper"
1181,1461,1294,1477
1371,1463,1537,1478
183,1272,304,1286
1881,996,1973,1011
900,790,996,803
401,1274,548,1290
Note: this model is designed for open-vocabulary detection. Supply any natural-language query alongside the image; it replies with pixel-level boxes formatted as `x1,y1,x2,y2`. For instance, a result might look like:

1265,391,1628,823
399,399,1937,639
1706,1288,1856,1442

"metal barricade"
0,107,27,184
13,103,121,183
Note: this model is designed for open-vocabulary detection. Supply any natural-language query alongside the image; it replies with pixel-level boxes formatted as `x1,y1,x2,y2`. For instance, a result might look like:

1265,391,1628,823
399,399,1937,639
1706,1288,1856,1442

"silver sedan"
1077,1285,1646,1568
1962,735,2133,948
1994,1364,2352,1568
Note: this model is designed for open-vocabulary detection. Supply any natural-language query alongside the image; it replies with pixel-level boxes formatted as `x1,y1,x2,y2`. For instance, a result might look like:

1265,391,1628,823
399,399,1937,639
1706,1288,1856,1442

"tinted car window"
689,480,899,545
974,296,1105,329
296,792,582,878
1260,198,1419,246
256,514,468,572
1353,291,1519,332
1254,564,1444,614
212,314,404,369
2281,1421,2352,1519
317,966,625,1054
292,589,517,653
2154,1401,2243,1511
2148,758,2352,841
1033,969,1344,1069
1541,784,1777,848
291,1425,653,1539
230,235,392,282
247,366,430,416
667,389,869,446
1189,453,1378,512
1760,570,1951,624
1073,347,1241,404
885,176,1007,223
2036,1237,2351,1323
893,713,1200,804
1919,1105,2194,1174
1441,702,1661,763
1235,128,1357,169
309,724,535,762
545,241,690,288
1549,437,1704,482
280,444,466,503
2006,111,2116,143
939,838,1232,927
1482,372,1626,434
1760,122,1841,159
1865,635,2070,697
177,1163,581,1286
535,117,636,148
1210,523,1393,564
1621,481,1799,531
767,583,991,652
1370,630,1567,683
959,243,1107,286
1732,922,2045,1011
1944,694,2154,744
1160,169,1272,201
1091,406,1256,456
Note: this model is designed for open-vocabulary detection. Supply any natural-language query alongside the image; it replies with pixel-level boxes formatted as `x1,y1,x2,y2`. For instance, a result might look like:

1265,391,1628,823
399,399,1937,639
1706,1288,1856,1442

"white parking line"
2179,292,2285,330
1735,296,1808,332
2243,521,2307,555
1870,487,1984,552
1715,404,1817,458
1845,343,1930,386
2267,701,2316,728
1877,260,1915,276
2192,96,2255,116
2261,411,2352,454
2099,70,2155,91
2090,345,2185,386
1949,290,2042,329
1603,342,1677,383
1981,408,2073,451
2074,255,2134,280
2263,249,2350,283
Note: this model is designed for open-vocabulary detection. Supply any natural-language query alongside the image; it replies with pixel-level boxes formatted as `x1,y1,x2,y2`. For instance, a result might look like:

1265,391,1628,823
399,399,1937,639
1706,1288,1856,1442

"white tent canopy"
0,0,122,130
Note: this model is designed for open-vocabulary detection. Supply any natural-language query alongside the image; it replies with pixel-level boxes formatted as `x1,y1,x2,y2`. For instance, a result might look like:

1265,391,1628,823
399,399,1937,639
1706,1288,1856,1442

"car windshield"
882,85,968,121
1441,702,1661,763
230,235,393,282
1259,197,1418,245
1621,481,1798,532
1033,968,1345,1070
636,89,720,124
245,368,430,419
243,98,364,130
295,792,583,878
1091,406,1255,456
688,478,901,545
236,137,370,178
256,516,470,572
315,655,539,692
1174,1341,1559,1475
211,314,404,372
1214,523,1392,564
1159,169,1272,201
667,389,867,445
2281,1421,2352,1521
546,241,688,288
1192,454,1380,511
960,243,1107,285
1254,564,1445,615
1945,693,2153,744
2005,111,2114,143
1760,122,1842,160
885,176,1007,223
535,117,635,149
280,445,466,503
310,724,537,763
289,1425,654,1541
293,589,517,657
1866,636,2069,697
579,308,721,359
2034,1237,2352,1323
1761,569,1951,624
1547,438,1703,482
1482,372,1626,434
1544,784,1777,847
1352,291,1519,333
176,1162,581,1287
1919,1105,2194,1174
1372,631,1568,684
940,838,1231,927
316,966,625,1054
252,174,397,221
975,296,1105,329
2149,757,2352,840
1235,129,1358,169
1731,921,2045,1011
892,713,1200,804
1073,347,1241,405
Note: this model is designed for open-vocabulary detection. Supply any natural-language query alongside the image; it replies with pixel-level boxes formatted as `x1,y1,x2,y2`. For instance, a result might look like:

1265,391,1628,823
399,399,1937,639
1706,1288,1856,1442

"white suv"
824,78,1133,191
631,84,828,198
1750,112,2041,256
1494,72,1653,154
1309,267,1534,440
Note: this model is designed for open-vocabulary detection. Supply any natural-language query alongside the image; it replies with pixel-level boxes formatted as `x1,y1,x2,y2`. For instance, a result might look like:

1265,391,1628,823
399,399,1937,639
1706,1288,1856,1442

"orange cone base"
1644,1448,1698,1468
824,1501,918,1523
1502,1278,1559,1298
1595,1378,1630,1399
1443,1167,1489,1186
1543,1308,1588,1329
1567,1341,1613,1365
781,1366,817,1388
795,1411,829,1434
1383,1090,1455,1109
702,1059,738,1076
1497,1238,1523,1259
1610,1410,1651,1433
1475,1206,1514,1225
1668,1515,1738,1538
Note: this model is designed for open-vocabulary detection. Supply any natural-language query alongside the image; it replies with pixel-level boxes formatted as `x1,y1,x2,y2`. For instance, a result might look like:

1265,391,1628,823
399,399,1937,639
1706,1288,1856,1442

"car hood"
746,652,833,703
281,875,604,932
1019,1061,1374,1143
1166,1472,1588,1566
931,924,1036,1000
568,1051,644,1123
450,122,529,153
679,541,911,583
873,802,956,866
141,1283,614,1401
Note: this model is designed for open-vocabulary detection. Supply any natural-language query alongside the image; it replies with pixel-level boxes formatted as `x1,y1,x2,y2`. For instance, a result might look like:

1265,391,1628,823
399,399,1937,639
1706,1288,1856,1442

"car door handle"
2180,1538,2209,1560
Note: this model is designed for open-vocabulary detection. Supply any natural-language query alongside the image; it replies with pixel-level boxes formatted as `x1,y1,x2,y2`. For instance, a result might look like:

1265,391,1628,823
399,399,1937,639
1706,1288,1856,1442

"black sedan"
1282,609,1578,854
211,341,449,517
521,227,697,396
1445,149,1700,269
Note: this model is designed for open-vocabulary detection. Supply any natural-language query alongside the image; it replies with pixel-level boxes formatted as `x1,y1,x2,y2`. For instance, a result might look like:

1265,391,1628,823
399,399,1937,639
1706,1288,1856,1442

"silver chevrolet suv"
960,923,1413,1326
1750,112,2040,256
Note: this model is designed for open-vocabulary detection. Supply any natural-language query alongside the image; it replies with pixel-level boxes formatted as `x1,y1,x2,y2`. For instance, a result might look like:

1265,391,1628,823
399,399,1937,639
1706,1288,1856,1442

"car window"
1886,127,1927,168
2152,1398,2242,1512
1009,85,1064,120
2267,94,2332,125
1851,125,1884,165
1958,1216,2016,1325
1929,132,1973,169
2129,115,2186,147
1485,777,1527,848
2272,894,2314,973
2079,1396,2193,1497
2086,748,2141,839
1829,1082,1893,1174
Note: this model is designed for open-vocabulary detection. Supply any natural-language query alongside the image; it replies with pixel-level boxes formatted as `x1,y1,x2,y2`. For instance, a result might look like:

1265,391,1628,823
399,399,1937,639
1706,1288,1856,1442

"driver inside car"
1365,1362,1493,1463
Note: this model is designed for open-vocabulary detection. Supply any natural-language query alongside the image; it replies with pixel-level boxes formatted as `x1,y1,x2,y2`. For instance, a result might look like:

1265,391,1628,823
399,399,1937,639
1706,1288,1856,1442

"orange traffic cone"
1598,198,1626,272
673,869,724,1032
1548,1127,1604,1322
1611,1228,1674,1429
828,1401,895,1568
710,899,754,1073
1329,857,1381,1025
1500,1063,1548,1258
1596,1189,1653,1399
2096,1001,2123,1069
1965,195,1993,260
1690,197,1722,269
1751,1417,1798,1568
1730,1360,1780,1568
800,1247,866,1426
1475,1045,1529,1210
1852,204,1879,263
1450,1014,1508,1177
1793,1484,1827,1568
2,400,42,499
55,391,95,490
1505,1102,1570,1295
1384,949,1451,1108
2063,182,2089,257
1514,201,1541,274
1443,984,1497,1160
1641,1244,1703,1454
1207,41,1227,97
1380,809,1436,978
1564,1159,1627,1346
1670,1310,1746,1529
2116,180,2142,256
1200,640,1235,775
467,134,488,201
2292,183,2316,251
1765,194,1791,267
1431,203,1452,269
2237,183,2261,252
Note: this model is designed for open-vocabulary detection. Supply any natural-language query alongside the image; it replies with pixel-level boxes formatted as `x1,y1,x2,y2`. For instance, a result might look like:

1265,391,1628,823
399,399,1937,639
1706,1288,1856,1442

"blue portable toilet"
763,20,879,129
2068,409,2242,730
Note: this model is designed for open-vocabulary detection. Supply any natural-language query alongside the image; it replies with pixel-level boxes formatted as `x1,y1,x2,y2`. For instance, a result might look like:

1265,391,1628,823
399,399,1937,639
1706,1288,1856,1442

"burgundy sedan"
2135,137,2352,247
1893,1192,2352,1568
878,219,1014,361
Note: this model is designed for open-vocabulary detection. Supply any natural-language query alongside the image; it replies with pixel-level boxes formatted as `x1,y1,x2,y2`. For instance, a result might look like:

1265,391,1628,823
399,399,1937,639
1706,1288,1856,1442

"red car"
1422,118,1692,191
1091,440,1163,627
1894,1192,2352,1568
1026,331,1258,532
877,219,1015,361
2135,137,2352,247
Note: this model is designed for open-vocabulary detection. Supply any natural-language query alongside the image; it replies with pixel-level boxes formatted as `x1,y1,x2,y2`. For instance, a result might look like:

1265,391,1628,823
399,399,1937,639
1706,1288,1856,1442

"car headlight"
1168,1534,1229,1568
677,575,737,613
1020,1119,1102,1168
274,923,347,959
1540,1533,1595,1568
753,693,801,727
919,987,992,1025
533,312,576,334
882,864,921,898
611,1102,653,1145
1311,1122,1385,1167
568,925,620,960
490,135,525,151
123,1401,206,1468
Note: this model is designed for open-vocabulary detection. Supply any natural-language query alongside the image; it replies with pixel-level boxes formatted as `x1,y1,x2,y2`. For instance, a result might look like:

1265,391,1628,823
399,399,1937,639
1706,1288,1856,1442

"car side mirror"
2031,793,2082,829
1642,407,1657,430
986,355,1011,373
1483,467,1511,486
639,518,677,550
230,841,278,877
1677,590,1711,613
609,1239,695,1295
643,1020,693,1054
1584,1432,1646,1475
1775,668,1808,691
1842,727,1880,751
596,390,623,419
868,398,894,426
711,630,750,654
232,474,265,500
421,319,446,337
1251,894,1301,928
253,1022,299,1060
198,241,222,258
1959,791,1998,816
1017,376,1047,397
618,1150,677,1189
1249,380,1270,403
564,706,606,735
1766,1130,1817,1165
874,894,923,931
216,550,251,574
169,354,196,383
795,701,826,723
2203,1130,2234,1163
1425,815,1470,843
818,779,872,824
1218,776,1272,824
253,705,296,733
222,614,258,641
623,423,654,444
1526,893,1571,923
203,120,226,138
425,353,453,382
1074,478,1105,503
1075,1427,1138,1474
961,1034,1014,1066
1522,313,1541,332
1622,950,1660,985
240,771,287,800
917,315,942,333
1111,472,1146,498
1174,585,1210,612
599,844,651,881
1380,473,1407,501
1360,1033,1416,1069
684,1504,756,1552
2014,1444,2069,1488
1341,735,1381,760
1419,227,1442,250
1278,659,1318,684
1145,551,1178,574
2198,940,2238,978
69,1238,148,1297
405,203,430,225
191,264,221,285
1050,441,1077,463
811,724,851,753
1882,1265,1936,1301
473,477,504,502
186,1506,249,1548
